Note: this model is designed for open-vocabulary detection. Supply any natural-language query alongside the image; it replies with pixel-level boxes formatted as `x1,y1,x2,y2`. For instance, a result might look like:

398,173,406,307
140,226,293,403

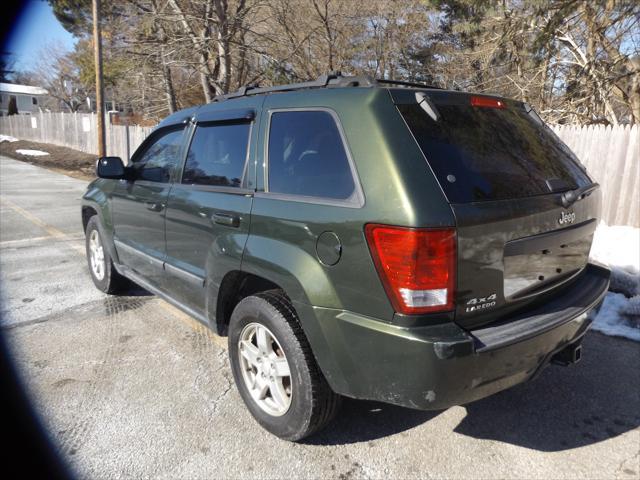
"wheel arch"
211,270,282,336
240,236,340,308
81,183,119,263
82,205,98,232
213,245,346,394
210,234,340,335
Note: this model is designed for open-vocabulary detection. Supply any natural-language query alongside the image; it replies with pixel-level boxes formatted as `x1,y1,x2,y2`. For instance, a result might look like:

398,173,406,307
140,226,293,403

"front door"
111,125,187,286
164,106,258,314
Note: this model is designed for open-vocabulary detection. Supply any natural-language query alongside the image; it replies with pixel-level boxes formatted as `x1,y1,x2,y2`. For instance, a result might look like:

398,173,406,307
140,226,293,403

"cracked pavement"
1,156,639,479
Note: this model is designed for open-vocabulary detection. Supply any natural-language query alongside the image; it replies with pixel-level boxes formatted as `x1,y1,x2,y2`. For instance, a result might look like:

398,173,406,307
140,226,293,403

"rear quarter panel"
242,88,455,321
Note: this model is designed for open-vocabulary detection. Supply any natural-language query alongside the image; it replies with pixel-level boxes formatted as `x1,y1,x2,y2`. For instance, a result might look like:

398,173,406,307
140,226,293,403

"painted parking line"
0,196,85,255
0,235,59,247
0,195,227,350
0,234,86,248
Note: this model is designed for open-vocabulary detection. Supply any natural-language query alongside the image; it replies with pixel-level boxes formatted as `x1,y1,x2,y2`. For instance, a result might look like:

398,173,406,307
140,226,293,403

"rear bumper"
297,263,610,410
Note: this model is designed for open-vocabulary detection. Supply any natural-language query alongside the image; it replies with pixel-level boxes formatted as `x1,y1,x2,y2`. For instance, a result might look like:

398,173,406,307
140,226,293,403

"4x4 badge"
559,211,576,225
466,293,497,313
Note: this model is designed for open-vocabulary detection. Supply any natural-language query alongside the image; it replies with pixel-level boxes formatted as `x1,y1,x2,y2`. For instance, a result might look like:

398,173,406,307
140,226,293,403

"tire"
85,216,128,294
228,290,341,441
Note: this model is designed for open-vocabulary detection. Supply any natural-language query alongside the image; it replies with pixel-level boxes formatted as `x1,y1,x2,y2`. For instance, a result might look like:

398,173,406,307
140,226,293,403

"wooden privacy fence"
1,113,638,226
552,124,639,228
0,112,153,161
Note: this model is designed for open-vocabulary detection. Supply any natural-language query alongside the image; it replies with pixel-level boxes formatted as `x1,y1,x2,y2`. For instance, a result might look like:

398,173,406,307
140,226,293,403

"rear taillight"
470,95,506,109
365,224,456,315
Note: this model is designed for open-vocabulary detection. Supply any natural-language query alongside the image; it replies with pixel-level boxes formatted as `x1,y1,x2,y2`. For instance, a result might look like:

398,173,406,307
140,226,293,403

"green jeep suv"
82,73,610,441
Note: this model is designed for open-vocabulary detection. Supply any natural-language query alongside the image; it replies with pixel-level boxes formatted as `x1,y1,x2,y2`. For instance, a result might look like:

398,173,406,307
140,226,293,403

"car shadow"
309,332,640,450
304,398,442,445
100,283,153,316
454,333,640,451
121,282,154,297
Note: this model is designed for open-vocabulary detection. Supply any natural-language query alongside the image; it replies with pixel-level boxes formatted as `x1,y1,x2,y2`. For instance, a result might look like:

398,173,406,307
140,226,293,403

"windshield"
397,97,591,203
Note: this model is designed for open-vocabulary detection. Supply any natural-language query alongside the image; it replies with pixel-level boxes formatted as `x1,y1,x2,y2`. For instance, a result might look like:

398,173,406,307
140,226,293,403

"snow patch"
0,135,18,143
589,293,640,342
589,223,640,342
15,149,49,157
590,222,639,274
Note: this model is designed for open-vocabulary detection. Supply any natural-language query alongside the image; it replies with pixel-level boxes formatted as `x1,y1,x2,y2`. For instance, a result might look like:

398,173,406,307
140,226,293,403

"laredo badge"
466,293,497,313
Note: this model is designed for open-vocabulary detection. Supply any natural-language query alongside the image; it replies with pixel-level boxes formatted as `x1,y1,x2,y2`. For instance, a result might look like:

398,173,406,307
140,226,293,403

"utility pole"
92,0,106,157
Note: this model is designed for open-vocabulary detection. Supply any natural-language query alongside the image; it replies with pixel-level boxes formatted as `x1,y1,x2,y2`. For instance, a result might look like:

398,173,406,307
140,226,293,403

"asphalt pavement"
0,155,639,479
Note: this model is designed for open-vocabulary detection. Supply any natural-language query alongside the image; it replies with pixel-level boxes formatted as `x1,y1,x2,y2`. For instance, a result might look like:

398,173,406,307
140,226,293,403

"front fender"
82,179,119,263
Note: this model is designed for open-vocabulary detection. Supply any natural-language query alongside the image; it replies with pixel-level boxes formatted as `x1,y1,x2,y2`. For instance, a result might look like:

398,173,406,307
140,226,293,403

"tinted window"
268,111,355,200
135,128,185,183
182,122,250,187
398,99,591,202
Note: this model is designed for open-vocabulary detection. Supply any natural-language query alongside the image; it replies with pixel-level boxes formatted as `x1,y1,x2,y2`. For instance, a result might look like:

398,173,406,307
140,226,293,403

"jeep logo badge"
558,211,576,225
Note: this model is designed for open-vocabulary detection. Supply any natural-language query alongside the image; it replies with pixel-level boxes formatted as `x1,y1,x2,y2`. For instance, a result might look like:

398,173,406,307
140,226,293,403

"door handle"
212,212,240,227
146,202,165,212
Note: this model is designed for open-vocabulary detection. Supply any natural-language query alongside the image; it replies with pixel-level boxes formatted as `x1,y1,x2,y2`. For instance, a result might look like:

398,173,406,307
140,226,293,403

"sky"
5,0,76,72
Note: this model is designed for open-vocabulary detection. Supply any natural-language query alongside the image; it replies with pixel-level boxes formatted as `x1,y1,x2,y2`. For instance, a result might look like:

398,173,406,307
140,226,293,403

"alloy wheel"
238,322,292,416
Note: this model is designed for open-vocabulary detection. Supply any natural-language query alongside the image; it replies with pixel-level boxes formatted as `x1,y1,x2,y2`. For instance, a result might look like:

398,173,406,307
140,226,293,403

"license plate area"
503,219,596,300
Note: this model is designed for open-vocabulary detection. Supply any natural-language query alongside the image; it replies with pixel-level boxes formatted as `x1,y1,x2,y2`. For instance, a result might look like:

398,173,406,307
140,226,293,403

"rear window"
398,97,591,203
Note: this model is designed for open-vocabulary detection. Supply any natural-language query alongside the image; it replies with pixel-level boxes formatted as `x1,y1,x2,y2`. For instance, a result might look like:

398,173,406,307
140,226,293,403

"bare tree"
161,0,257,100
31,43,90,112
38,0,640,125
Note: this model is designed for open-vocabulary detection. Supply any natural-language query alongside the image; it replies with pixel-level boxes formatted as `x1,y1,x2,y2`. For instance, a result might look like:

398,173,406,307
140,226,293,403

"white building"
0,82,49,116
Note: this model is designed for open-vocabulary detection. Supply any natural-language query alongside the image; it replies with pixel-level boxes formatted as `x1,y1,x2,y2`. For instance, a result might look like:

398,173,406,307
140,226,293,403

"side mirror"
96,156,125,179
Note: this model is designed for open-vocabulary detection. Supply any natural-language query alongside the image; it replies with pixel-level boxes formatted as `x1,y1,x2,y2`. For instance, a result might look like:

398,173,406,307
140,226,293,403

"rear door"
394,90,600,328
163,105,258,313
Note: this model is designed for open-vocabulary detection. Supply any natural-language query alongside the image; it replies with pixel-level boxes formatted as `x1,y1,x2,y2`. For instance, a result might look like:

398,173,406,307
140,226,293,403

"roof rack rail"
213,71,348,102
375,78,442,90
211,72,439,103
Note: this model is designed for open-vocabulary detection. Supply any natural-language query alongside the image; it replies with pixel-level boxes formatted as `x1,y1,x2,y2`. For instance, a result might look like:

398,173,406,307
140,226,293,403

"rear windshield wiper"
560,183,599,208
